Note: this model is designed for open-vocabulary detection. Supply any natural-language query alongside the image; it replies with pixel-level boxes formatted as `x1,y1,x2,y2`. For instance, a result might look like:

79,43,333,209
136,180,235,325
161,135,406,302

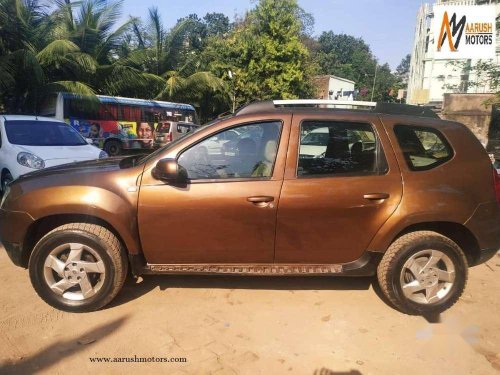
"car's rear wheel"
377,231,468,315
29,223,128,312
104,139,122,156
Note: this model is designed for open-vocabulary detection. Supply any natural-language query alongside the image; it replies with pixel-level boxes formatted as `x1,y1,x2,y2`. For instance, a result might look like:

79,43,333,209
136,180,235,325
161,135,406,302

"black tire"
1,170,13,194
377,231,468,315
104,139,122,156
29,223,128,312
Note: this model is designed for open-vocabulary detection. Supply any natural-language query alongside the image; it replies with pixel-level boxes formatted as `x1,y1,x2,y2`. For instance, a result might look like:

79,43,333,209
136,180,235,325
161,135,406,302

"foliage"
443,59,500,95
0,0,401,119
395,54,411,85
312,32,400,101
202,0,315,107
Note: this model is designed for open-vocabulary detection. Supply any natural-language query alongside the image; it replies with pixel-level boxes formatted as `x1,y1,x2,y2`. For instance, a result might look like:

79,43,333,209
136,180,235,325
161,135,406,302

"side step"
130,252,382,277
146,264,342,275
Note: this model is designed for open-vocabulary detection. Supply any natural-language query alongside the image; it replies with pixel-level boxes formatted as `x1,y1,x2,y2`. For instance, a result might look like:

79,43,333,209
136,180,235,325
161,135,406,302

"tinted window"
5,120,87,146
394,125,453,170
156,123,171,133
177,124,195,134
298,121,386,177
178,121,281,180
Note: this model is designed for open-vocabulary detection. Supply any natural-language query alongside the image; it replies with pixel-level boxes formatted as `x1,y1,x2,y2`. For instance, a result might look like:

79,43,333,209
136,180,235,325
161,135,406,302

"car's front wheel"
377,231,468,315
29,223,128,312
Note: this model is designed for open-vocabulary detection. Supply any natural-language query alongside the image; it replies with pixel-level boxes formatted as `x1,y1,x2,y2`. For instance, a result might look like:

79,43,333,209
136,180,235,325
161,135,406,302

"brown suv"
1,100,499,314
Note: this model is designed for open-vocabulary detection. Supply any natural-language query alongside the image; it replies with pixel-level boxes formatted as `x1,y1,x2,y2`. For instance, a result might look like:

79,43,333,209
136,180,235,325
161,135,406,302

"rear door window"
394,125,453,171
298,121,387,177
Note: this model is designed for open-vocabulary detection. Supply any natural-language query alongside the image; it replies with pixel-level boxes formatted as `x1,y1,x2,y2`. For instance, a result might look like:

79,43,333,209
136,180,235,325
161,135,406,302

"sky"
122,0,425,70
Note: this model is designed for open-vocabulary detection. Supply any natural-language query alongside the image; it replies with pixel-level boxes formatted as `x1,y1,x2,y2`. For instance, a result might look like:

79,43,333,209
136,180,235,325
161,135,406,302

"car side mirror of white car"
85,138,94,144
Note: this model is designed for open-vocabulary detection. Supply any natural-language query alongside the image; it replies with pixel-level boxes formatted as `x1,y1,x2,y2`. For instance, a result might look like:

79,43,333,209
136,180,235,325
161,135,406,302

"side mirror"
86,138,94,144
152,158,188,184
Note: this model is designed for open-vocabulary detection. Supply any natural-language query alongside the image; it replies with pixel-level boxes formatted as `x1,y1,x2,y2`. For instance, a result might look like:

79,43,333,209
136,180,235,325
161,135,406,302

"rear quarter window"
394,125,453,171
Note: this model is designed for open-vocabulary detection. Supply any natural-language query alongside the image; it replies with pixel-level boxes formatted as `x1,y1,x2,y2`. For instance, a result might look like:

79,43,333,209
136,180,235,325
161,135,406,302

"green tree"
203,12,230,37
125,7,229,120
313,31,399,102
0,0,96,113
396,54,411,78
203,0,315,106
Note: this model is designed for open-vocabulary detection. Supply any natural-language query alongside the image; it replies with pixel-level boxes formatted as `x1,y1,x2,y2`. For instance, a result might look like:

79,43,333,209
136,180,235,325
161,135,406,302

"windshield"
5,120,87,146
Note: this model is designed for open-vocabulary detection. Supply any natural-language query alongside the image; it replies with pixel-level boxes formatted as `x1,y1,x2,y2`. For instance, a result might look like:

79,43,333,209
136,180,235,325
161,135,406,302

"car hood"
15,157,128,184
14,144,101,161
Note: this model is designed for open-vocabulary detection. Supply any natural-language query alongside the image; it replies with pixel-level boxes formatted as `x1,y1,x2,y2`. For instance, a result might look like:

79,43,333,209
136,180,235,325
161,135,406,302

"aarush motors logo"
433,5,495,58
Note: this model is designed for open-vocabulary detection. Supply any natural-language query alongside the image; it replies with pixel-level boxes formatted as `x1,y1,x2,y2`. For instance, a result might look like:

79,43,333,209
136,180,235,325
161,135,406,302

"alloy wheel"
43,243,106,301
399,249,455,304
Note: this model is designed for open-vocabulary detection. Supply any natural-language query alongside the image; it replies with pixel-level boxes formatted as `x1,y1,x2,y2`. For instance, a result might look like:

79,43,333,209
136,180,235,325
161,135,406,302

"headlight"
0,185,10,208
99,150,109,159
17,152,45,169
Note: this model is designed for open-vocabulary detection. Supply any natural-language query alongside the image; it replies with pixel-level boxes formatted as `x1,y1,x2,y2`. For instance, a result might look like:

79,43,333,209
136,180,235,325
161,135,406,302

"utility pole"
370,65,378,102
228,70,236,113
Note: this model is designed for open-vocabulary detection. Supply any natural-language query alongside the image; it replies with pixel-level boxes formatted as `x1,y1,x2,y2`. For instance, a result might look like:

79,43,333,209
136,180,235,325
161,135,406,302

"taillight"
166,133,172,142
494,168,500,204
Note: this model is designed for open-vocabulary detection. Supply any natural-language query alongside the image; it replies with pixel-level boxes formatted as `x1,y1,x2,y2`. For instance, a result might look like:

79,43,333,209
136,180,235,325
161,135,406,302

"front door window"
178,121,282,179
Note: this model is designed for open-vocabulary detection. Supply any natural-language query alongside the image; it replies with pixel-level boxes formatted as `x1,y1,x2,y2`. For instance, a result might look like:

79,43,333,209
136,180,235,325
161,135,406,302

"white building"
313,75,356,101
407,0,499,105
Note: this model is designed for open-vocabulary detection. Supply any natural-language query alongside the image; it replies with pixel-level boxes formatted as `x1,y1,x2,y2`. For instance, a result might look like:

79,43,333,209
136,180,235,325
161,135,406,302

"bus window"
120,106,142,123
98,103,119,120
64,98,99,119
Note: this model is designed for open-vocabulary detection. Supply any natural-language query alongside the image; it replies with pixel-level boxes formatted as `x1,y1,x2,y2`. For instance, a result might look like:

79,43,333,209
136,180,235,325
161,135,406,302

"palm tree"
129,7,230,119
54,0,165,98
0,0,96,113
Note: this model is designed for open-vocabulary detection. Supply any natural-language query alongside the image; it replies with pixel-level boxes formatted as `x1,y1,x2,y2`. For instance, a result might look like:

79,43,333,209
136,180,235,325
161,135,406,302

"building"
407,0,499,105
313,75,356,101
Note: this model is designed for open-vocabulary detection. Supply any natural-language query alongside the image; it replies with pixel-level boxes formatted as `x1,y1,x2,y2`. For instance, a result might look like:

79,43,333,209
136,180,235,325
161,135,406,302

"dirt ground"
0,245,499,375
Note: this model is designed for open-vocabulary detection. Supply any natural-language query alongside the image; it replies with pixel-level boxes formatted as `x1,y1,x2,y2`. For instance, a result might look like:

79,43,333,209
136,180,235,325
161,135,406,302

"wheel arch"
387,222,481,266
1,168,12,192
21,214,130,268
1,167,11,179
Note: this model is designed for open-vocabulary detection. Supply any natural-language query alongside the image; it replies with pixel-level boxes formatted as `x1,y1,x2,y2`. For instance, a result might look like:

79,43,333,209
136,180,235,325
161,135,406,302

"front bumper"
2,240,25,267
0,208,34,268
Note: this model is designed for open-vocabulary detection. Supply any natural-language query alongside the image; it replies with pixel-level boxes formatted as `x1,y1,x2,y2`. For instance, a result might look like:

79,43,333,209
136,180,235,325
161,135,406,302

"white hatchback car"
0,115,107,193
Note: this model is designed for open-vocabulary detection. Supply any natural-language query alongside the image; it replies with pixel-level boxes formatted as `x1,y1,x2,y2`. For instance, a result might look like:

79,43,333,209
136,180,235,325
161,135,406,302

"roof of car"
233,100,441,120
1,115,65,122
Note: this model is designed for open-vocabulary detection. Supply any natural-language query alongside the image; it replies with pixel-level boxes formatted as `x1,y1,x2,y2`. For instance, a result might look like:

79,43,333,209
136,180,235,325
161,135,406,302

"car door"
138,116,291,264
275,112,402,264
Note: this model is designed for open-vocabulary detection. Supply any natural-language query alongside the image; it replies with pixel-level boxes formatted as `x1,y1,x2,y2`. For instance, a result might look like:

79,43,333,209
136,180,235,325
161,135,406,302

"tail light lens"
166,133,172,142
494,168,500,204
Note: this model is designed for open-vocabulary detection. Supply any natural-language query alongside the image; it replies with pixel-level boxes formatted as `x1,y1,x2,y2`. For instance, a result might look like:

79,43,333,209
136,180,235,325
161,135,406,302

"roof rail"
274,99,376,107
234,99,440,119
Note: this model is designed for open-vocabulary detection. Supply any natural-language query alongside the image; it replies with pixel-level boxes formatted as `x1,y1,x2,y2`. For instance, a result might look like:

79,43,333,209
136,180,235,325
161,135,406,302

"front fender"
5,183,141,255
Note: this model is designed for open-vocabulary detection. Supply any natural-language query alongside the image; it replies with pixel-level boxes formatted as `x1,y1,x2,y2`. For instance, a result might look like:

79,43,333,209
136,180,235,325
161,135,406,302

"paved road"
0,244,499,374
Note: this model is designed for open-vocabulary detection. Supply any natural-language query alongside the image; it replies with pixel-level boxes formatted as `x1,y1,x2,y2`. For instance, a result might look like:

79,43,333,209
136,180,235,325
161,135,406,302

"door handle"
247,196,275,203
363,193,390,200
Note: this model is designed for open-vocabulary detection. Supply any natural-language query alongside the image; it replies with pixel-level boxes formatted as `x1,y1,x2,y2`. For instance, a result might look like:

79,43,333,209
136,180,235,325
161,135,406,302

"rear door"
275,112,402,264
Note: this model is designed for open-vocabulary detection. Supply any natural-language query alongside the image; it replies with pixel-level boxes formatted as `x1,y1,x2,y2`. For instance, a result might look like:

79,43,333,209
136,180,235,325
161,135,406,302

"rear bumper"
465,201,500,257
476,248,498,265
0,208,34,268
